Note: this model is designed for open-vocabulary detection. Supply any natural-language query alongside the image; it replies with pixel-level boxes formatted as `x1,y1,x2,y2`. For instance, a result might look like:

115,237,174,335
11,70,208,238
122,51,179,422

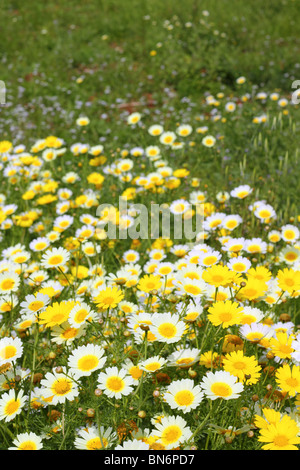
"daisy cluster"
0,84,299,451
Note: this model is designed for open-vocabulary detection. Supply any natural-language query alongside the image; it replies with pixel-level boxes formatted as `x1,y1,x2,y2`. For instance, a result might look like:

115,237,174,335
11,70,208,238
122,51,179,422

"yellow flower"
89,156,107,166
94,286,124,310
165,177,181,190
237,277,268,301
199,351,224,368
0,141,13,153
275,363,300,397
207,300,244,328
39,301,77,327
45,136,63,148
121,187,136,200
247,266,272,283
71,265,89,280
0,211,7,224
63,237,80,251
277,268,300,294
87,172,105,186
151,238,173,250
13,211,39,227
173,168,190,178
222,334,244,353
22,190,36,200
269,331,295,360
257,415,300,450
42,181,59,193
137,275,162,294
254,408,282,429
222,350,261,385
202,265,233,288
36,194,57,205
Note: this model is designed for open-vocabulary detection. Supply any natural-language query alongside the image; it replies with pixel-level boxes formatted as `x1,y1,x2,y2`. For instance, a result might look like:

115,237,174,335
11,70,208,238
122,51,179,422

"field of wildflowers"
0,0,300,451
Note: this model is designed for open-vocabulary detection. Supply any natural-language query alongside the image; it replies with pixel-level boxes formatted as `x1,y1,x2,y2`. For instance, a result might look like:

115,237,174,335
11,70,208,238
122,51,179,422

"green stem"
26,321,39,426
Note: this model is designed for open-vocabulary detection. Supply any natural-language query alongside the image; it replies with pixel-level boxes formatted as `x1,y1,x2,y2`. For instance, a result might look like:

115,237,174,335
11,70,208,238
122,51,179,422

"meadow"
0,0,299,450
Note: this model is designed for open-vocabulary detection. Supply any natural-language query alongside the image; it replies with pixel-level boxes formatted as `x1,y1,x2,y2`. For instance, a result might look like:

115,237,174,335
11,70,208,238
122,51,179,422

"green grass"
0,0,300,451
1,0,300,211
1,0,300,127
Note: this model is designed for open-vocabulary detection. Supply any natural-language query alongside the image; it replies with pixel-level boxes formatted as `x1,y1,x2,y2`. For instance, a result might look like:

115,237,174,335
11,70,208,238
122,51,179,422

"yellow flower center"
219,312,233,323
211,275,224,283
203,256,218,266
59,221,70,228
185,312,198,321
1,279,15,290
285,253,297,261
51,313,67,323
283,278,294,287
242,288,258,298
19,441,37,450
209,220,222,229
5,399,20,415
273,434,289,448
174,390,194,406
247,332,264,342
259,210,271,219
62,328,78,339
233,361,246,370
14,256,27,264
174,204,185,213
159,267,172,275
145,282,156,289
211,382,232,397
85,247,95,255
28,300,44,312
233,263,246,272
216,292,229,301
237,191,249,198
184,285,202,296
145,362,161,372
284,230,295,240
74,309,89,323
52,379,72,396
158,323,177,338
161,425,182,445
247,245,261,253
86,437,107,450
106,376,124,392
226,221,238,229
129,366,143,380
285,377,299,388
102,296,115,306
80,230,92,238
0,345,17,359
35,242,47,250
176,358,193,366
78,355,99,372
278,344,293,354
48,255,64,265
229,244,243,252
